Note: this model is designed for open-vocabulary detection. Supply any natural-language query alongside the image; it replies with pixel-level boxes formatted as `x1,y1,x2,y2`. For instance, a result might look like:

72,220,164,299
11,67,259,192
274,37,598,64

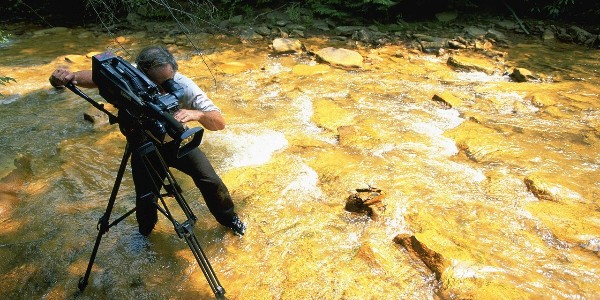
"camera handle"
67,84,226,298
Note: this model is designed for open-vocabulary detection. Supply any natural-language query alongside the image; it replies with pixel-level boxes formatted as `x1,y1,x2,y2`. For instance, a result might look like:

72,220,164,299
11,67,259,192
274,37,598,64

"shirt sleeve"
174,72,220,112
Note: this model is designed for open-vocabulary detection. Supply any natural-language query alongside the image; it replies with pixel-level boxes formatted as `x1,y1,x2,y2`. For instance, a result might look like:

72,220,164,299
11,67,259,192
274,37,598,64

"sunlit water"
0,24,599,299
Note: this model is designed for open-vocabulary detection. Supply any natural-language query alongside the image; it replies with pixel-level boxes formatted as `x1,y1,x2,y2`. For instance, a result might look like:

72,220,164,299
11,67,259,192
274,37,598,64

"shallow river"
0,24,598,299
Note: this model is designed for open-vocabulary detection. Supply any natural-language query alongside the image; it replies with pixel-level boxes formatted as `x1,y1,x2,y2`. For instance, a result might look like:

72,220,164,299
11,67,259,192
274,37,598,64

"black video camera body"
92,52,203,157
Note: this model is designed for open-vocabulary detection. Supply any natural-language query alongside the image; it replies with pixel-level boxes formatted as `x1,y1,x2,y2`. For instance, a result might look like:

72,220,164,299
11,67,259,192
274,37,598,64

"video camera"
91,52,203,158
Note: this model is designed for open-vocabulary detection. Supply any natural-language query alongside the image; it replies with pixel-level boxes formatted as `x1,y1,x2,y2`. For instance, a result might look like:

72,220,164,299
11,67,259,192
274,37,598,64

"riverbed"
0,23,598,299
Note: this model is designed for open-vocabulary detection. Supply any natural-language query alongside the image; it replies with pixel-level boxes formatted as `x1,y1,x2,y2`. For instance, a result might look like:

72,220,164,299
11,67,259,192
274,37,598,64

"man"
49,46,246,236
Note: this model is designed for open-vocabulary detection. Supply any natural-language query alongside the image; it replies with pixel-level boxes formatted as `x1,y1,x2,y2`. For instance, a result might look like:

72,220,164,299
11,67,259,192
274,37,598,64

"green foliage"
545,0,576,17
284,3,304,22
0,76,15,97
309,1,349,19
217,0,245,18
0,31,14,96
1,77,16,85
303,0,398,21
0,32,10,43
523,0,577,17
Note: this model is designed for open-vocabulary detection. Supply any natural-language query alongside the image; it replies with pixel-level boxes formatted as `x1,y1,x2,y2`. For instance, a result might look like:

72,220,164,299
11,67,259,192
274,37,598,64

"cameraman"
49,46,246,236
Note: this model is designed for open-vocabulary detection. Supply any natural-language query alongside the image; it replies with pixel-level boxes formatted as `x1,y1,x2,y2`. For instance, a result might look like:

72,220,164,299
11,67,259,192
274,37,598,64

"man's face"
145,63,175,86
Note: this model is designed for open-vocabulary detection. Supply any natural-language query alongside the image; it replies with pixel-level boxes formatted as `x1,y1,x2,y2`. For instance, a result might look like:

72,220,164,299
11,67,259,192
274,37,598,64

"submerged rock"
64,55,88,65
291,64,330,76
444,120,519,163
524,173,583,203
83,105,111,127
393,234,449,280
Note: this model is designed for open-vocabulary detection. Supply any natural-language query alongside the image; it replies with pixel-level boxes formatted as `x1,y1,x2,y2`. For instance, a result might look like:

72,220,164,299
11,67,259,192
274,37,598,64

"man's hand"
174,109,201,123
49,69,76,88
174,109,225,131
48,69,95,88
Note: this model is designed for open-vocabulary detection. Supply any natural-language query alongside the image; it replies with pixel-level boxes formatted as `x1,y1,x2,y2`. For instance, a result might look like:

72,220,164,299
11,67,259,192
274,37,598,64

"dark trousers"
131,142,235,235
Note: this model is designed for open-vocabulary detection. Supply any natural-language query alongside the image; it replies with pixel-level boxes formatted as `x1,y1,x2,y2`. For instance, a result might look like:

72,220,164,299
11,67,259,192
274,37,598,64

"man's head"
135,46,178,85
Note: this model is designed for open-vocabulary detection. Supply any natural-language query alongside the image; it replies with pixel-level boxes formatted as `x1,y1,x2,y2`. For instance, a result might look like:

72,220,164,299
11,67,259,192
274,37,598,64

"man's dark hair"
135,46,179,74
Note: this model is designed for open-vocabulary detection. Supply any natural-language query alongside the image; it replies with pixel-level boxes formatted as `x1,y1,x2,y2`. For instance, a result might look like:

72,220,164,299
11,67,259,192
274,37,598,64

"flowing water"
0,24,598,299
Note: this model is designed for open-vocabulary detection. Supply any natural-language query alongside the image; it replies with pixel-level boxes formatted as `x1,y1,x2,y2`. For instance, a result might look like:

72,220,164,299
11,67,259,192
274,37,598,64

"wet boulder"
494,20,518,31
567,26,595,44
524,173,584,203
435,11,458,22
447,55,500,75
432,91,464,108
485,29,510,47
542,28,556,41
272,38,304,54
344,186,386,220
509,67,537,82
239,27,263,41
316,47,364,68
334,26,363,36
413,34,449,53
529,93,557,108
464,26,488,39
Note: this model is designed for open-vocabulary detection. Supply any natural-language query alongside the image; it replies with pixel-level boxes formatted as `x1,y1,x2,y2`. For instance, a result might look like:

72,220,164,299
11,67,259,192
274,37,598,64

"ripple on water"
0,94,20,105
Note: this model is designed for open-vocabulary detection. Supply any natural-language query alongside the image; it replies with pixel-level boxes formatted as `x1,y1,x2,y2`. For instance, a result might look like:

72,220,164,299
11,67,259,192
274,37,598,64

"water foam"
211,127,288,169
455,71,509,83
279,163,323,201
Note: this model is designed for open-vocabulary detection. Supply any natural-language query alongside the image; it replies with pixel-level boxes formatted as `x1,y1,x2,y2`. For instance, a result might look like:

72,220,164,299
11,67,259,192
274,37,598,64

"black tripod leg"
183,227,226,298
139,143,226,298
78,143,132,291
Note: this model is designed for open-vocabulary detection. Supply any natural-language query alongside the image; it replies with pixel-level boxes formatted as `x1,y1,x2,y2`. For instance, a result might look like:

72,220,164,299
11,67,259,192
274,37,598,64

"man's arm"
174,109,225,131
49,69,96,88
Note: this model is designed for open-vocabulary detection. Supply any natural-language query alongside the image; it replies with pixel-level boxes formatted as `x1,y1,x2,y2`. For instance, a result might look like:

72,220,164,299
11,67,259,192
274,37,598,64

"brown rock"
344,186,386,220
447,55,499,75
393,234,449,280
529,93,556,107
432,91,464,108
510,68,536,82
524,173,583,203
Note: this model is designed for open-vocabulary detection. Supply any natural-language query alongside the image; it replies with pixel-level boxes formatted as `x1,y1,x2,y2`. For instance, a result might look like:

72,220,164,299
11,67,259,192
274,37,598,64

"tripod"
66,83,226,298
